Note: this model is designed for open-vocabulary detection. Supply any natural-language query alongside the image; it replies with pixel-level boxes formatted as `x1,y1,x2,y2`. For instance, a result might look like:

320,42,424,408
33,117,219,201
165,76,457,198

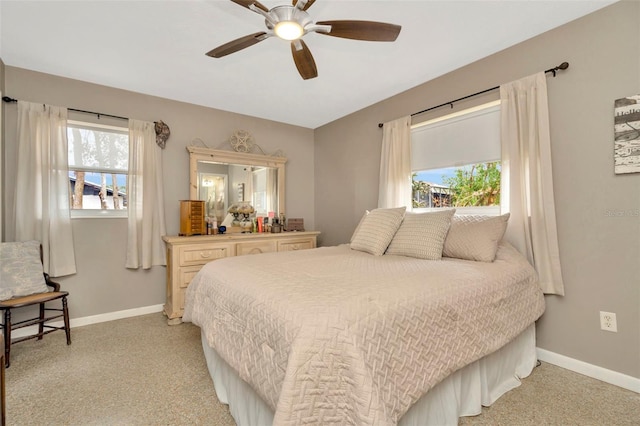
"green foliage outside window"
411,175,430,208
443,162,501,206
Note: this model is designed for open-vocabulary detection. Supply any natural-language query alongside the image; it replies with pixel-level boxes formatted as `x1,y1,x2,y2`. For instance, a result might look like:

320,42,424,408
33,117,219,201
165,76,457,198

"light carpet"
5,313,639,425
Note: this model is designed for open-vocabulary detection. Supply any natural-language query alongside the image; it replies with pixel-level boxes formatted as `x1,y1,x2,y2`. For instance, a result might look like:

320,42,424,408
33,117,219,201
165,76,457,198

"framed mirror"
187,146,287,223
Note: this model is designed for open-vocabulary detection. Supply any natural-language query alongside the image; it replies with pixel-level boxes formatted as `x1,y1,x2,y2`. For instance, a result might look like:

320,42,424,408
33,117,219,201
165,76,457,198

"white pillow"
0,240,49,301
443,213,510,262
350,210,369,243
386,209,455,260
350,207,406,256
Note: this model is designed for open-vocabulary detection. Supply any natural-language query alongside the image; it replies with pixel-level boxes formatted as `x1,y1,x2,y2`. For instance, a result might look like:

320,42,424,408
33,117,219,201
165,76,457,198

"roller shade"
411,103,500,171
67,122,128,173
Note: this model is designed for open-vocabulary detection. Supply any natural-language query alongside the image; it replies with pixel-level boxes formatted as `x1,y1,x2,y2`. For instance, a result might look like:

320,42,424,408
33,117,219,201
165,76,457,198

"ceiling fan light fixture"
275,21,304,40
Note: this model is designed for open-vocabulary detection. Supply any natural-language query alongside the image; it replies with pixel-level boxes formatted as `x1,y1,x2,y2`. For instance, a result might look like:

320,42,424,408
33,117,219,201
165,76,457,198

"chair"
0,241,71,368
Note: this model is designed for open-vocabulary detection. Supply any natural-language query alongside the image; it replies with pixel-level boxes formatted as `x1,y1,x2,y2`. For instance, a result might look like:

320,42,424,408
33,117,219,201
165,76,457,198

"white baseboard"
9,304,165,339
537,348,640,393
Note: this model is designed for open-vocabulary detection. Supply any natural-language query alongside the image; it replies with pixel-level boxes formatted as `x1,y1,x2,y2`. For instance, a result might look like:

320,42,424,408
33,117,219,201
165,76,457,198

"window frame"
411,101,502,216
67,120,129,219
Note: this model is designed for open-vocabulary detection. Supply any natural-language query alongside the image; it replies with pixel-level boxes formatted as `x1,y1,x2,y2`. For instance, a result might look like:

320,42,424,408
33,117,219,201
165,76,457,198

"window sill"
412,206,501,216
71,210,128,219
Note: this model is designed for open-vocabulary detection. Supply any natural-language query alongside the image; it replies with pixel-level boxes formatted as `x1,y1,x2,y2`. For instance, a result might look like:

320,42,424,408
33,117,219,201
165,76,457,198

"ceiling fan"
207,0,402,80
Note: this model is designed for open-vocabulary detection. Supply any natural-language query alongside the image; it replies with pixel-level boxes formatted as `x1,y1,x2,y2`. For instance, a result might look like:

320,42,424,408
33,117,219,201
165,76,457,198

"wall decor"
237,183,245,202
229,130,255,153
614,95,640,174
154,120,170,149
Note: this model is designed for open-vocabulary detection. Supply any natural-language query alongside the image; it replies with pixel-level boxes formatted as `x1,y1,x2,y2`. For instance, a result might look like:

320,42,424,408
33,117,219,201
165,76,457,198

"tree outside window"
67,121,128,214
412,162,500,209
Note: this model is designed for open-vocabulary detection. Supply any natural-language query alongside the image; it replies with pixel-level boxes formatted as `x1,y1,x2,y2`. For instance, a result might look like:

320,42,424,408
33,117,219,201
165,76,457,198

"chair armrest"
43,273,61,292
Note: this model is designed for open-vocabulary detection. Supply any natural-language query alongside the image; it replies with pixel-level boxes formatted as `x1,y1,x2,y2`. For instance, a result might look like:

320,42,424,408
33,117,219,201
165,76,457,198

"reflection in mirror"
188,146,287,223
198,171,226,222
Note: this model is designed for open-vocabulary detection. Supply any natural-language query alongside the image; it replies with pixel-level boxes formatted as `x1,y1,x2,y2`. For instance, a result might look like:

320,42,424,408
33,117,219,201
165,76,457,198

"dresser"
162,231,320,324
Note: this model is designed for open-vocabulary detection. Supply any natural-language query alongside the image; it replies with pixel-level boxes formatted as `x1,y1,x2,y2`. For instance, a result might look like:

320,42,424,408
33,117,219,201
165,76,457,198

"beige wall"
2,67,315,319
1,0,637,382
314,1,640,378
0,58,5,241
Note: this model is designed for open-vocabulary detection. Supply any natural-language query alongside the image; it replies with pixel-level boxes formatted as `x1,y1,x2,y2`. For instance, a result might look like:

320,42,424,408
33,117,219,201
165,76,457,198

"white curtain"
500,73,565,295
378,116,412,209
126,119,167,269
15,101,76,277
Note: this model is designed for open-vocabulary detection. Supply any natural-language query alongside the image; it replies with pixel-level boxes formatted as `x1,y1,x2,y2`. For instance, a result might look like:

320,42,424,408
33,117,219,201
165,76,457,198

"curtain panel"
15,101,76,277
126,119,167,269
378,116,412,209
500,73,565,295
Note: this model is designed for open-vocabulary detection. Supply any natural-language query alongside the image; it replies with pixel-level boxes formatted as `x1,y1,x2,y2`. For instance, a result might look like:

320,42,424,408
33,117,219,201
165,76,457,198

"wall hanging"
614,95,640,174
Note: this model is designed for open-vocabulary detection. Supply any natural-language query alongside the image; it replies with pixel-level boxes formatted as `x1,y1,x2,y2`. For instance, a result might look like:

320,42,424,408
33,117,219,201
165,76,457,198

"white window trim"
67,120,129,218
71,209,128,219
68,119,128,133
412,205,501,216
411,100,501,130
411,101,502,216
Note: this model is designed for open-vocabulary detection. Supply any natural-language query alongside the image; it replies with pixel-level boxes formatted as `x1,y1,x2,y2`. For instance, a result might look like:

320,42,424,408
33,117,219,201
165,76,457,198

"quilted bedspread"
183,242,545,425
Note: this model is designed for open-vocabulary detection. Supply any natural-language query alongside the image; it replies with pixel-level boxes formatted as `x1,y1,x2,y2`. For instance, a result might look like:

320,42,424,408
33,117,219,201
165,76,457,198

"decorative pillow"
0,240,49,301
350,207,406,256
350,210,369,243
386,209,456,260
443,213,510,262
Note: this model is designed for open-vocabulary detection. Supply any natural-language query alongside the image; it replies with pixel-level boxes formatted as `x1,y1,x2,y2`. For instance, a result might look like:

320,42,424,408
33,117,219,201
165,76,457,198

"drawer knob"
200,251,212,258
292,244,300,250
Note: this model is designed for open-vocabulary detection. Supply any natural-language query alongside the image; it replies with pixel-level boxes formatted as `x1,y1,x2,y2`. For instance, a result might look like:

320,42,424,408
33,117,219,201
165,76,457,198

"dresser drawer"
277,238,315,252
236,240,277,256
179,266,202,288
176,265,205,311
163,231,319,324
178,243,234,266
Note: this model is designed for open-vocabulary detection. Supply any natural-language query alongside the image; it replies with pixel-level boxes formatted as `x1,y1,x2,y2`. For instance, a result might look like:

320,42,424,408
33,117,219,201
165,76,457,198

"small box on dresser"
179,200,206,236
162,231,320,324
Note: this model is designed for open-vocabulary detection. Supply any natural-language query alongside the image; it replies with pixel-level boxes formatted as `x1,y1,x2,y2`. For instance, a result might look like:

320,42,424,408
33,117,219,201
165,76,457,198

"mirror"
188,146,287,223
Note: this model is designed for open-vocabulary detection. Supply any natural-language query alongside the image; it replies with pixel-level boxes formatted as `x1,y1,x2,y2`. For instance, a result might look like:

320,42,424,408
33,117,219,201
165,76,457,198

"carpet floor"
5,313,639,425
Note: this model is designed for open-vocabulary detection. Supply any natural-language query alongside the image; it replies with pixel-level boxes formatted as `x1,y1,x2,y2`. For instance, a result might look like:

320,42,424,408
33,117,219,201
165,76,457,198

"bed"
183,208,545,426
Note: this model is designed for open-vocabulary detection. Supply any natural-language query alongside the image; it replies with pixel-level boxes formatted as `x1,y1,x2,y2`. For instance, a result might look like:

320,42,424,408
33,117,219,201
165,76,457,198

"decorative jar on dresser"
162,231,319,324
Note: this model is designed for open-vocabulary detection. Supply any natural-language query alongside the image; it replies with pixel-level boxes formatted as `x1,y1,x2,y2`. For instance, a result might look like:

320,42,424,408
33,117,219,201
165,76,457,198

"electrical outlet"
600,311,618,332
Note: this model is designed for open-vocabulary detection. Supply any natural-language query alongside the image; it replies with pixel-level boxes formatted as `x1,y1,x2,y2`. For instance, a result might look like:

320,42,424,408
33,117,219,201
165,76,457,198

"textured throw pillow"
350,207,406,256
0,240,49,301
386,209,456,260
443,213,510,262
350,210,370,243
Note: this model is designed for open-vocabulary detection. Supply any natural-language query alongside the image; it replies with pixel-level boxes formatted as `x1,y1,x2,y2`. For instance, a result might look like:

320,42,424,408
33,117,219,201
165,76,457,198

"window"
67,120,128,217
252,168,267,216
411,101,501,215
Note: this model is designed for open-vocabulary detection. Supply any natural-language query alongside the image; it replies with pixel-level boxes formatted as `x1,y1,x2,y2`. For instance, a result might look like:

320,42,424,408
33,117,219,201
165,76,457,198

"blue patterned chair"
0,241,71,368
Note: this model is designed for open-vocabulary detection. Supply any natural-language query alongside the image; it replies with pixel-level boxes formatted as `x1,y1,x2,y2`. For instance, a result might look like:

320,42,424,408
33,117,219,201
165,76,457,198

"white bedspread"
183,242,545,425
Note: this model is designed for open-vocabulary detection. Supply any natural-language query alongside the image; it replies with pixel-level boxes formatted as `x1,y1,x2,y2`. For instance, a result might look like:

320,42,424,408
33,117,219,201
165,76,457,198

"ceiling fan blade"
291,39,318,80
231,0,269,13
292,0,316,11
315,20,401,42
206,32,268,58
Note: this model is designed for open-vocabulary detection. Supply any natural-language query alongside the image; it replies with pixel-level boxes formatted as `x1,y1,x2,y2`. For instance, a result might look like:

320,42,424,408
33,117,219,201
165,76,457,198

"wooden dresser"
162,231,320,324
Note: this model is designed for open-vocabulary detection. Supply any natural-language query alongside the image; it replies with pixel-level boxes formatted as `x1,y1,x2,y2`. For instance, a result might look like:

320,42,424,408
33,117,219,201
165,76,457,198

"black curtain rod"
377,61,569,128
2,96,129,121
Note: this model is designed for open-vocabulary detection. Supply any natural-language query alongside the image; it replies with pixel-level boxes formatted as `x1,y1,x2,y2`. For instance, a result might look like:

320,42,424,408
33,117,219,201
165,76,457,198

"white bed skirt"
201,324,537,426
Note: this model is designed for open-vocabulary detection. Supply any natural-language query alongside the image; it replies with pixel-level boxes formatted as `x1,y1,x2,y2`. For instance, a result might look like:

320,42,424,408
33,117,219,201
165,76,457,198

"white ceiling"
0,1,616,129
